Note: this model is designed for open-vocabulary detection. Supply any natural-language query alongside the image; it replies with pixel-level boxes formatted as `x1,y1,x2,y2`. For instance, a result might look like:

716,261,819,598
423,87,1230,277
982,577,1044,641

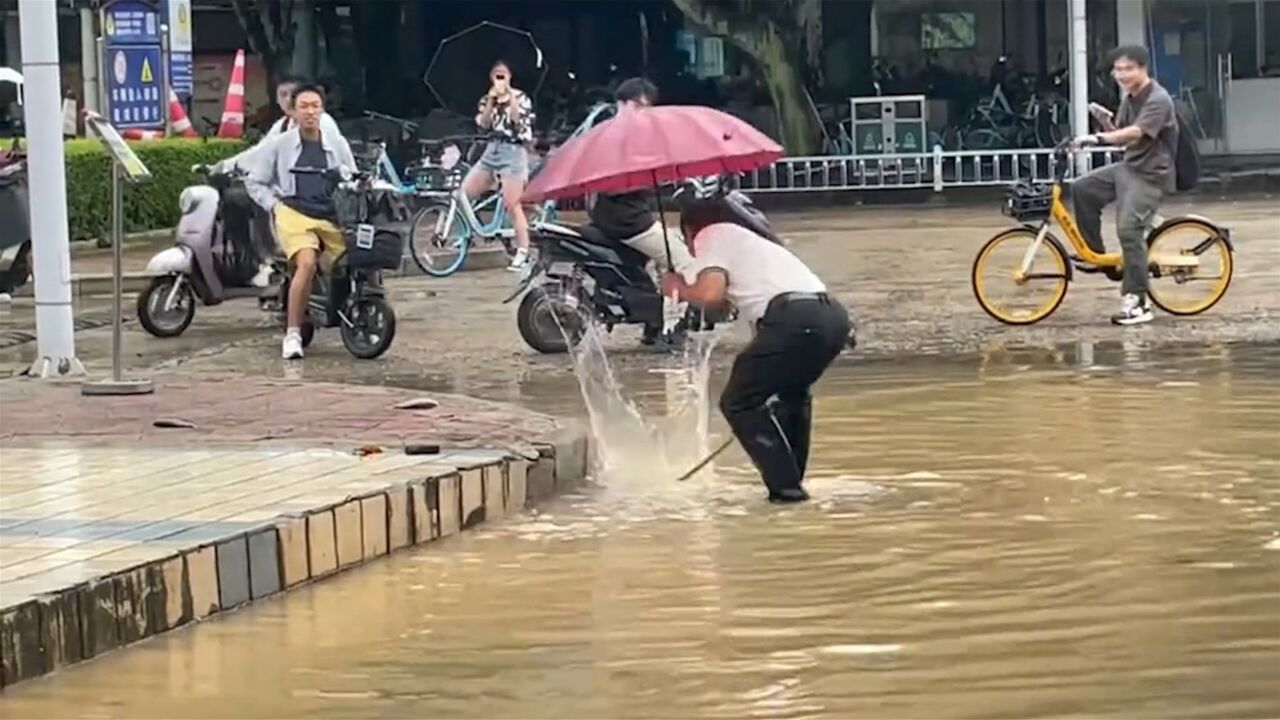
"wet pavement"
2,197,1276,398
1,341,1277,718
0,199,1277,714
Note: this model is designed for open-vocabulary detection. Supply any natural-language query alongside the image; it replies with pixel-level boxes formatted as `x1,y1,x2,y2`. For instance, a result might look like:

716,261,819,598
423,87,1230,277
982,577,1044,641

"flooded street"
4,341,1278,719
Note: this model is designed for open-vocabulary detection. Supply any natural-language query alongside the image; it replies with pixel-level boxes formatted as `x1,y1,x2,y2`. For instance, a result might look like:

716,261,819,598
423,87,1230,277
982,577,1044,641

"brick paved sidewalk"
0,375,563,457
0,375,588,687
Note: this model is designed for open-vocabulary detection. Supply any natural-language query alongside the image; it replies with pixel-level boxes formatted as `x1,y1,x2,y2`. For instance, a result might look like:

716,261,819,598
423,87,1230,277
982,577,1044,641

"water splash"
564,318,720,485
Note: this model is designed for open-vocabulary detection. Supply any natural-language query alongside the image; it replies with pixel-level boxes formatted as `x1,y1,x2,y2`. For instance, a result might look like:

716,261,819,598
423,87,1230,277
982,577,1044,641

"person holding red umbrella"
522,103,852,499
664,198,852,503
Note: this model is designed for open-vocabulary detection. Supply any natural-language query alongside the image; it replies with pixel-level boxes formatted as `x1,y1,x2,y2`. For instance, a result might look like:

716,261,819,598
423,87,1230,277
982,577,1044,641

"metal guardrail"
739,146,1124,193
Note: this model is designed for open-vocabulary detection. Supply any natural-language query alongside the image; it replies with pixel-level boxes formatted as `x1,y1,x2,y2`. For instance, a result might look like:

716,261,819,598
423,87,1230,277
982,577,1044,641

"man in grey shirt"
1073,44,1178,326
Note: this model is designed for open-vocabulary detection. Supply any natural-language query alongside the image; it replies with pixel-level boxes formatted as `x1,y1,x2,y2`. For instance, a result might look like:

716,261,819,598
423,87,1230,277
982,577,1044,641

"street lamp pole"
1070,0,1091,174
18,0,84,379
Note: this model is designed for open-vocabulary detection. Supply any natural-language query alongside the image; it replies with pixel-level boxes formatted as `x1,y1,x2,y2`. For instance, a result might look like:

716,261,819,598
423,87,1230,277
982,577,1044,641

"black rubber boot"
768,488,811,504
724,403,805,500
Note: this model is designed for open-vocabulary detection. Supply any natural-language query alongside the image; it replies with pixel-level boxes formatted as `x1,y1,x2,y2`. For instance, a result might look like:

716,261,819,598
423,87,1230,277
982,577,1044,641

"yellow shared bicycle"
971,144,1234,325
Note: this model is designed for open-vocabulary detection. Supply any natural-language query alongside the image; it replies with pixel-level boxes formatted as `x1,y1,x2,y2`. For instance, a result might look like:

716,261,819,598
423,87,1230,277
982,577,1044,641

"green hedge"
64,138,250,241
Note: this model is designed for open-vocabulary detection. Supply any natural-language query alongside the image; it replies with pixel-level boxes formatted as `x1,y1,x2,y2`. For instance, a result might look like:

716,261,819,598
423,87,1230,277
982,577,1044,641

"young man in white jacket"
244,84,357,360
215,76,345,287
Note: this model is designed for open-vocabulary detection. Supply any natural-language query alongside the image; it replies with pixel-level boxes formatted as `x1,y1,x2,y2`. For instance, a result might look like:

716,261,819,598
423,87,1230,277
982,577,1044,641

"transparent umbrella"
423,21,547,117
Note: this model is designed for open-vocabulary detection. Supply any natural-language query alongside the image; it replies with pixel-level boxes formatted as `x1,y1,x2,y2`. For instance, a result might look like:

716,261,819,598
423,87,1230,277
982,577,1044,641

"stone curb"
9,246,508,301
0,431,590,689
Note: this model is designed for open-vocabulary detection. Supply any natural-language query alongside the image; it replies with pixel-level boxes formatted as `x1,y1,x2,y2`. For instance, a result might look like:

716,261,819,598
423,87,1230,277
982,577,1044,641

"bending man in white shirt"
663,199,853,504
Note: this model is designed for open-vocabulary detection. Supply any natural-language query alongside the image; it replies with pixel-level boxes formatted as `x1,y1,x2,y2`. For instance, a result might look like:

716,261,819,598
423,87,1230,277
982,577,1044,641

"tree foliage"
229,0,298,83
671,0,823,154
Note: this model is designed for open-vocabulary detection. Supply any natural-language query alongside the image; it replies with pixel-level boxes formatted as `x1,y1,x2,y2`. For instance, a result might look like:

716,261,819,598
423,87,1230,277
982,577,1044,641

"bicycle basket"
1003,181,1052,222
411,164,465,192
346,227,404,270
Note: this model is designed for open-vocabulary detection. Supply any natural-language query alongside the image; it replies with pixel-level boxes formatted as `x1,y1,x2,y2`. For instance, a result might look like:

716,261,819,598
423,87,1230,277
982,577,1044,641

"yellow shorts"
274,203,346,262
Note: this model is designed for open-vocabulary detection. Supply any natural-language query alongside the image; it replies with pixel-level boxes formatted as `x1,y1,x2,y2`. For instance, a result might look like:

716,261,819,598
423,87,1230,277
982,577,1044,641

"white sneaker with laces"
507,248,530,272
1111,293,1154,326
282,331,304,360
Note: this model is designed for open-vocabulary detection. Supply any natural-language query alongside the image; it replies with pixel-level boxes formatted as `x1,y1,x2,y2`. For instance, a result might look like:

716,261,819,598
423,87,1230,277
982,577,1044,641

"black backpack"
1173,102,1201,192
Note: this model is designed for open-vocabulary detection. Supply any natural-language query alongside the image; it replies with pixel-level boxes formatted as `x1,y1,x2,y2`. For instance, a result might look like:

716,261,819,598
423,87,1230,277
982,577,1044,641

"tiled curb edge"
0,431,588,689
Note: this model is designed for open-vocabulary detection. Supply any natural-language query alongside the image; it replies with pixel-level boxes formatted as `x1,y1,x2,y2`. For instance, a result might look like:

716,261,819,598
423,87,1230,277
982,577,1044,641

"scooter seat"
561,223,650,267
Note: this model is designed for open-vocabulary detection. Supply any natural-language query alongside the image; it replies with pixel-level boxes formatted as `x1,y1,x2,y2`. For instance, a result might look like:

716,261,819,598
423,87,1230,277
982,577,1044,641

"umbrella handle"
652,173,673,272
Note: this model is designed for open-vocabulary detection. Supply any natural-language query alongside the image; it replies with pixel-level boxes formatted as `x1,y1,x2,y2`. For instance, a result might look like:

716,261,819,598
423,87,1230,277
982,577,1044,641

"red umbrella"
522,105,783,203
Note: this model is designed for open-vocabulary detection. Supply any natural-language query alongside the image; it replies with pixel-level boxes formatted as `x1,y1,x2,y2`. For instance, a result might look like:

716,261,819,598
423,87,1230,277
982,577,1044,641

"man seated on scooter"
588,77,696,347
244,83,358,360
216,76,345,289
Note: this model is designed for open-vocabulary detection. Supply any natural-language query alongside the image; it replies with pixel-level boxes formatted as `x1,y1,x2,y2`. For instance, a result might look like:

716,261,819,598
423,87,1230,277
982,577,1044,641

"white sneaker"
250,263,273,288
1111,293,1153,326
282,331,304,360
507,248,530,272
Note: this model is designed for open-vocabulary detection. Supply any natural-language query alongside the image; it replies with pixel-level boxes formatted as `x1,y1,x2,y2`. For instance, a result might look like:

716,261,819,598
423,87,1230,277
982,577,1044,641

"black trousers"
720,293,851,497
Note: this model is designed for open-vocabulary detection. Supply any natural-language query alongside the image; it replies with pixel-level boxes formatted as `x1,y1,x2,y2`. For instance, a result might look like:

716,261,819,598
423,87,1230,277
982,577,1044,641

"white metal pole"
79,7,98,119
1069,0,1090,174
19,0,84,379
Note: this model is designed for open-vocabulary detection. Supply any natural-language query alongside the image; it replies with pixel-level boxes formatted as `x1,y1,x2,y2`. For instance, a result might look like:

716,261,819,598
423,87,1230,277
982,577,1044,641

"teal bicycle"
408,179,559,277
408,103,616,278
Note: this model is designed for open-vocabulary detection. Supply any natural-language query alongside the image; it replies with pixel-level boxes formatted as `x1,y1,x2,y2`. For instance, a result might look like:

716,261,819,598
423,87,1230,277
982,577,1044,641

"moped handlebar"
288,166,373,185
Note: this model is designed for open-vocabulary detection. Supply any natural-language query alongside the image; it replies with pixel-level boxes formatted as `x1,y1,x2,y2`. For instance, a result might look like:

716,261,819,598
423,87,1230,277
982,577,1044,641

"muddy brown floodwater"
2,341,1279,719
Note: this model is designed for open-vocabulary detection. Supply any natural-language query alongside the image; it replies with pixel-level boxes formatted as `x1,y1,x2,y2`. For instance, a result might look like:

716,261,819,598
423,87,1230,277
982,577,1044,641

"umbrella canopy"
423,21,547,117
522,105,782,203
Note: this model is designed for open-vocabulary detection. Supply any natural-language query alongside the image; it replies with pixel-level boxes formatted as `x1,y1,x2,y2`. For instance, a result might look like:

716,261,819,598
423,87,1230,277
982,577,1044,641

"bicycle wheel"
1145,218,1234,316
972,227,1070,325
409,202,470,277
965,128,1005,150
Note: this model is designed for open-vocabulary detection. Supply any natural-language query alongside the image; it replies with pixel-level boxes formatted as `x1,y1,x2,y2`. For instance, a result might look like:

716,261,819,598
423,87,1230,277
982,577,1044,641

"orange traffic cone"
217,49,246,138
168,88,197,138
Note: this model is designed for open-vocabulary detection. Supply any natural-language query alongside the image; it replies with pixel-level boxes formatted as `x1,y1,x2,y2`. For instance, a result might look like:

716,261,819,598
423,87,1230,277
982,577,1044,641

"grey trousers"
1072,163,1165,297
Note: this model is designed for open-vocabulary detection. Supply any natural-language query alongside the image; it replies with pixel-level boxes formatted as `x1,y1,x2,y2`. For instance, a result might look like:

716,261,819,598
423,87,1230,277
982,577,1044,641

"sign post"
81,112,154,397
100,0,166,132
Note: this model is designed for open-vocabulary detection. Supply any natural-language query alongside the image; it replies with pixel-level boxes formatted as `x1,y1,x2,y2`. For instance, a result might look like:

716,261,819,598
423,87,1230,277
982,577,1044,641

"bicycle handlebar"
418,134,483,148
363,110,419,131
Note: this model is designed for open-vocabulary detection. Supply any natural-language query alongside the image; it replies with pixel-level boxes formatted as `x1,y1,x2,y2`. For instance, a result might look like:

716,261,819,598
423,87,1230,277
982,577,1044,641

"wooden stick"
675,436,735,482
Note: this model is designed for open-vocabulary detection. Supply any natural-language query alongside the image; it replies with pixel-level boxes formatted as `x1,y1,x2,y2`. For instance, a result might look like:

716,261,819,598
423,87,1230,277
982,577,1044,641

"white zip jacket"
216,112,343,174
243,124,357,214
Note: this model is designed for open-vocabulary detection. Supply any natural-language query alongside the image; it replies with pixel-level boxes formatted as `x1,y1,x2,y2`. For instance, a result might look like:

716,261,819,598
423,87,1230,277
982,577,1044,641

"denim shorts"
478,141,529,181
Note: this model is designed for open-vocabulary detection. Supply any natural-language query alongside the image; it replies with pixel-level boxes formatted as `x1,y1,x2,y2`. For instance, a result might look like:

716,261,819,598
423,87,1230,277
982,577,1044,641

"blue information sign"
169,51,193,98
103,0,162,46
102,0,166,130
104,45,166,129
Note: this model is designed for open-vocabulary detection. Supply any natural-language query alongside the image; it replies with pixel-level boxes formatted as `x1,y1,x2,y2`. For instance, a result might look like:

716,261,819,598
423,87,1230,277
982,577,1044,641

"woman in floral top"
462,59,537,270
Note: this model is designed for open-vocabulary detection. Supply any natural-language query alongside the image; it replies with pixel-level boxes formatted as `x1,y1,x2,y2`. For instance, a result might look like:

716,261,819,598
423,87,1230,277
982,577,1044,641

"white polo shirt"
690,222,825,326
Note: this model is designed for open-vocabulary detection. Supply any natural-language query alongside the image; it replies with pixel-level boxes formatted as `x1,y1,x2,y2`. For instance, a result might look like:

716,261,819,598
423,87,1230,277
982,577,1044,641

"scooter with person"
281,166,406,359
136,165,281,337
0,138,31,297
507,175,772,354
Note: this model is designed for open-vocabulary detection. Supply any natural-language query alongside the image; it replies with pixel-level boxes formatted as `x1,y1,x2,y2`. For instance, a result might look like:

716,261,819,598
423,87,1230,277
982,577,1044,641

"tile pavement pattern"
0,378,589,688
